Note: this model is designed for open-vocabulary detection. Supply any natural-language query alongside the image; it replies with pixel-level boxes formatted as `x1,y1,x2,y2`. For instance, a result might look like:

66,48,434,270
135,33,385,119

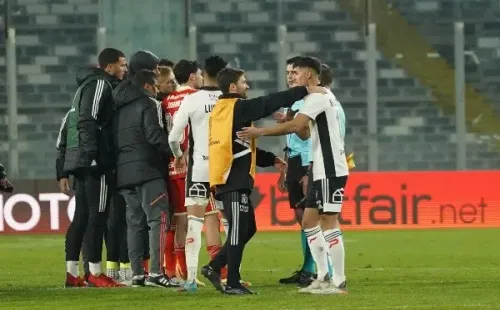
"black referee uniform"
203,86,310,295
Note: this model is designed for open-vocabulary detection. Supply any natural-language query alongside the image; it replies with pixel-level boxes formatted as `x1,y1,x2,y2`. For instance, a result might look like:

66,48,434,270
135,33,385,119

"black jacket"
64,68,120,174
56,109,71,181
112,79,172,189
214,86,309,196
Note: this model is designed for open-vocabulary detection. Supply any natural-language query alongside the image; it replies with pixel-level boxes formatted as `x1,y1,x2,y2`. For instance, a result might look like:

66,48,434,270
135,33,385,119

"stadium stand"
0,0,499,179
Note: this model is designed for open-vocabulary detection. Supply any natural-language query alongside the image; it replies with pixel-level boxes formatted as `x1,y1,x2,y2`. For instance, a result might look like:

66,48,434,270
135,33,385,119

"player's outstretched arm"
234,86,325,123
237,113,311,140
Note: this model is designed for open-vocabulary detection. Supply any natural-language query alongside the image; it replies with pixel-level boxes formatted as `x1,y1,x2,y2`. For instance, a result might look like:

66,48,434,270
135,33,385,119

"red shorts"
167,178,186,215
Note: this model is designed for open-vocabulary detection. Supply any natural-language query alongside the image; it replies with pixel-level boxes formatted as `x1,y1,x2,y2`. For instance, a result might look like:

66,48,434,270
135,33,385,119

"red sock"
207,244,227,280
175,245,187,280
164,228,176,278
143,259,149,275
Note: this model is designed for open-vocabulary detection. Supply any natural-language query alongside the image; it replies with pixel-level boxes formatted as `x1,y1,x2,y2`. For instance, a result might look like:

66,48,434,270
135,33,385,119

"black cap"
129,50,160,75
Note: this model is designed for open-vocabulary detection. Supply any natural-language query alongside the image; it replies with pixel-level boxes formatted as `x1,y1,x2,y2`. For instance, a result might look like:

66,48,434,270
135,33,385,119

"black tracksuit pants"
65,171,112,263
105,192,129,264
209,191,257,288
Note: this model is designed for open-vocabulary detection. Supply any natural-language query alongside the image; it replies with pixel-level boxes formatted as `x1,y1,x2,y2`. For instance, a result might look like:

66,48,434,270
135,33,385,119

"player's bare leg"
174,213,188,281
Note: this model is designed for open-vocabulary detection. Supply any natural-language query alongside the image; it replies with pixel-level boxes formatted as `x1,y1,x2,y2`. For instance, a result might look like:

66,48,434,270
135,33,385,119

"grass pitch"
1,229,499,309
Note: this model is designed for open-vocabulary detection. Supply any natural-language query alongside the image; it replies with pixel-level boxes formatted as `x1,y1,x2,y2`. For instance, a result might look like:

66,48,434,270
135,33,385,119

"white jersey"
168,88,222,182
298,89,349,181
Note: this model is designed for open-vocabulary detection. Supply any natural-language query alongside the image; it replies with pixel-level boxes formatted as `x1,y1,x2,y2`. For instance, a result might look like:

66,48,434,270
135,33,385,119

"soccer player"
276,56,315,287
203,67,325,295
56,108,93,285
168,55,228,292
63,48,127,287
162,59,203,282
158,66,177,99
157,66,178,278
237,56,348,294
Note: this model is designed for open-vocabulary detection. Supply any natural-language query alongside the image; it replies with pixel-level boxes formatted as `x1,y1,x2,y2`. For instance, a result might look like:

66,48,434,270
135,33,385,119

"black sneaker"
201,265,224,293
279,270,302,284
224,285,257,295
145,275,177,288
132,276,145,287
297,271,315,288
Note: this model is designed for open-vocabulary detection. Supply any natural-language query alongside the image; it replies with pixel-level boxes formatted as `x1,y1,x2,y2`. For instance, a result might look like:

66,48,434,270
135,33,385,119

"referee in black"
202,67,325,295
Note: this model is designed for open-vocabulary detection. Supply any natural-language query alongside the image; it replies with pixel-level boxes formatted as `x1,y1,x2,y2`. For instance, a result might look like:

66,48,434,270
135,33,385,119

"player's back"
183,87,222,182
304,89,348,179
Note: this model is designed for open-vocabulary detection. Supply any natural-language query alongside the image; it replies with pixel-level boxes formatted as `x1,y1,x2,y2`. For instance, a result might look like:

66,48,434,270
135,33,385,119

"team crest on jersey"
188,183,207,198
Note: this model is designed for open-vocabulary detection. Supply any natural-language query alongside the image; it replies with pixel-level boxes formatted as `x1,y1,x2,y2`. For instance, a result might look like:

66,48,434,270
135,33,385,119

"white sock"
324,228,346,286
304,226,329,281
66,261,79,277
221,218,229,237
89,262,102,276
186,215,204,282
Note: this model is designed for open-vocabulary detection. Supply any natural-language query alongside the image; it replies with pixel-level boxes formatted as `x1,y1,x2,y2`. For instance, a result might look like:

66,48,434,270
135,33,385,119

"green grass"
1,229,499,309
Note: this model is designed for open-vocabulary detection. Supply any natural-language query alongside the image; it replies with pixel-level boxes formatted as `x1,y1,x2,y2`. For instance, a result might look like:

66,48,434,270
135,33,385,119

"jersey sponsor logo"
202,155,209,161
166,100,182,109
188,183,208,198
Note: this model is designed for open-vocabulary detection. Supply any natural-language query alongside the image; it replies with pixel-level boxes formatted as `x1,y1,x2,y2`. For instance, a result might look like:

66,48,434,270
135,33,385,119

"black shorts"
305,176,348,215
185,180,209,205
285,155,308,209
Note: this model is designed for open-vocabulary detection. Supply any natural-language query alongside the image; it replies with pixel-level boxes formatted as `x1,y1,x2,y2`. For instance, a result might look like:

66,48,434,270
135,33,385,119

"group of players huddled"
55,46,352,295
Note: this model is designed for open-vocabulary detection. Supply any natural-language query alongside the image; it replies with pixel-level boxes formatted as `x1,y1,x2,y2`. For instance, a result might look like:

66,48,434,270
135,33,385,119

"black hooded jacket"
112,79,172,189
63,67,120,175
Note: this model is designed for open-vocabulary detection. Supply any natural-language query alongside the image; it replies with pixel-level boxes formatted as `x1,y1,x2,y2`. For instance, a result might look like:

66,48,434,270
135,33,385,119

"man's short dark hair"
131,69,157,87
293,56,321,75
286,56,301,65
173,59,199,84
320,63,333,86
217,67,245,93
204,55,228,79
159,58,175,68
98,48,125,68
